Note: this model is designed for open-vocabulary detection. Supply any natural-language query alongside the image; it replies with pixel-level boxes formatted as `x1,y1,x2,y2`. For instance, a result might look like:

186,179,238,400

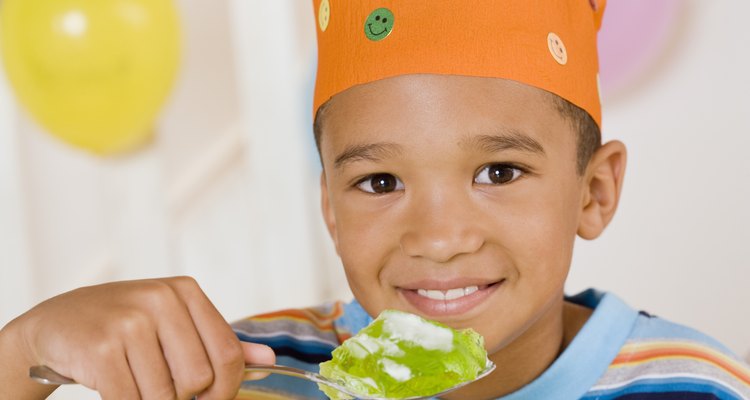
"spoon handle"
29,365,74,385
29,364,326,386
244,363,325,383
29,364,369,399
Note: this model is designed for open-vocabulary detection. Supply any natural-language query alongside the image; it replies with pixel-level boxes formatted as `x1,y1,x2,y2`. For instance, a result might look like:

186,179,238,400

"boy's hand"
0,277,275,400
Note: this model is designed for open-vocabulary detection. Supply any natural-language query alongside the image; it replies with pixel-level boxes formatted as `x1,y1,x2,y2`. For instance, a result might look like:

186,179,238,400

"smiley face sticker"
319,0,331,32
365,8,394,41
547,32,568,65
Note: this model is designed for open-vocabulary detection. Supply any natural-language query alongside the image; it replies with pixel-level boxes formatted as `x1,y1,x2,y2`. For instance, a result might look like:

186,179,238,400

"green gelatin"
319,310,488,399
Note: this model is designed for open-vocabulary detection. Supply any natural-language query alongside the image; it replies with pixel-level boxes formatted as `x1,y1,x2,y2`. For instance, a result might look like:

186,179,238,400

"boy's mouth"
416,285,485,301
398,280,504,317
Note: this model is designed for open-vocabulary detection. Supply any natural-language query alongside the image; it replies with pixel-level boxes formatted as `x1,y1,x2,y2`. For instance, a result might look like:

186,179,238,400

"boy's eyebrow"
462,130,546,156
334,142,403,169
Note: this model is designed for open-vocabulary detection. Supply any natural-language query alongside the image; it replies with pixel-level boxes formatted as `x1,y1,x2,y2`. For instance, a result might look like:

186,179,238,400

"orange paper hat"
313,0,606,127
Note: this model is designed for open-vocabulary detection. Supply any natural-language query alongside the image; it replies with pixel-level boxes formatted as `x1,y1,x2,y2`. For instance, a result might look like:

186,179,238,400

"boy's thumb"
241,342,277,380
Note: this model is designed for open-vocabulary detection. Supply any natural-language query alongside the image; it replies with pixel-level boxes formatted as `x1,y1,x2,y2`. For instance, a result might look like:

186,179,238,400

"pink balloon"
598,0,683,96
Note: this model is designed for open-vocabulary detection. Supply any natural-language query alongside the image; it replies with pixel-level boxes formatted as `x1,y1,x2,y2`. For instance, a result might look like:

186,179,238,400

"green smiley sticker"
365,8,394,41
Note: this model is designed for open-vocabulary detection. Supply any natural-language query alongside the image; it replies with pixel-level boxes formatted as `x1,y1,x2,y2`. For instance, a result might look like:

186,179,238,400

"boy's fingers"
95,357,141,400
241,342,276,380
241,342,276,365
168,277,245,400
126,331,177,400
145,281,216,398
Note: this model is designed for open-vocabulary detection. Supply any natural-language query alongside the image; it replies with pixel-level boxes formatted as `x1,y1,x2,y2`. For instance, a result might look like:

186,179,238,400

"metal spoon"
30,361,495,399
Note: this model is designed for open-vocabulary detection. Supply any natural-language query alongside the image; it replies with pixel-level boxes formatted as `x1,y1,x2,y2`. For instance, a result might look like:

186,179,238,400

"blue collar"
501,289,639,399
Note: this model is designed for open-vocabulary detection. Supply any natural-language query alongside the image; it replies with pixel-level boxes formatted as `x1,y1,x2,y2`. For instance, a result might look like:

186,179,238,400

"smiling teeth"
417,286,479,301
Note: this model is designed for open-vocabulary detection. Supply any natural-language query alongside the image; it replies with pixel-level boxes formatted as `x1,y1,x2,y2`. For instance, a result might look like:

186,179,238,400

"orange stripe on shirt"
611,341,750,387
246,303,345,332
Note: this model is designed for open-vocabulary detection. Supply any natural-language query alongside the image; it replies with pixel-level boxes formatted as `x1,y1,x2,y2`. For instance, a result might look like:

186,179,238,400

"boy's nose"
399,193,485,263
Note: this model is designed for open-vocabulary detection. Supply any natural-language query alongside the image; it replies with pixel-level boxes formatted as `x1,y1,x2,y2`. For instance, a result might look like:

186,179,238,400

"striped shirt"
232,289,750,399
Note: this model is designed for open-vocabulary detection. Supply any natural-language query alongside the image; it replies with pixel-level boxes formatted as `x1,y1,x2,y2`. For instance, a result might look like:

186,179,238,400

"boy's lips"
397,279,504,317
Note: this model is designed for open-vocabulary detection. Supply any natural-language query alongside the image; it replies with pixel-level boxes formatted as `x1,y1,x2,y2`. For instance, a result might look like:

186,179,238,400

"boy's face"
319,74,589,354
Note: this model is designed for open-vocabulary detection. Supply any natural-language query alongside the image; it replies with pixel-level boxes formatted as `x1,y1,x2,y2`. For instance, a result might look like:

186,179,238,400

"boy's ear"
578,140,627,240
320,172,340,254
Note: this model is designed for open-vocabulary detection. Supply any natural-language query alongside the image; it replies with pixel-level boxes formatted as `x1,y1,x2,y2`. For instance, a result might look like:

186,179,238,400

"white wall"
0,1,748,398
566,0,750,359
0,45,33,327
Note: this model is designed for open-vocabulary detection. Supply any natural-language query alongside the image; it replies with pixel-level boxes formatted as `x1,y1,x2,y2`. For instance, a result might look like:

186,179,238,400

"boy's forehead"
312,0,606,128
320,75,572,163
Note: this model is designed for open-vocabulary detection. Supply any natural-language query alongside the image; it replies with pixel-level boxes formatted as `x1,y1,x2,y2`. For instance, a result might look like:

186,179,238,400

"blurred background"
0,1,748,398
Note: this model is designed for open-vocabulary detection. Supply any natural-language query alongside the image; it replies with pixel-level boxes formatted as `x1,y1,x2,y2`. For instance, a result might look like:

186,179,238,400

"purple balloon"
598,0,683,96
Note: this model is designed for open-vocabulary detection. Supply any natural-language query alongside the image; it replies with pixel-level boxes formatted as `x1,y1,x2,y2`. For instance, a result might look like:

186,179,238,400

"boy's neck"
443,298,593,399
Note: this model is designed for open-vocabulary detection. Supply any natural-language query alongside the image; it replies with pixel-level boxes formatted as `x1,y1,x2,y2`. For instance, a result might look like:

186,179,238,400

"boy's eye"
357,173,404,194
474,164,523,185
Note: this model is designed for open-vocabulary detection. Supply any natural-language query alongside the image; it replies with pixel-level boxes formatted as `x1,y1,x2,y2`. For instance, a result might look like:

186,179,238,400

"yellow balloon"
0,0,181,155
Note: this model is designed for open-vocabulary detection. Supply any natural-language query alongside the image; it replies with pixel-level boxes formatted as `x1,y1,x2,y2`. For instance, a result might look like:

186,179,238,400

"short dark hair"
313,93,601,175
312,100,330,158
548,94,602,175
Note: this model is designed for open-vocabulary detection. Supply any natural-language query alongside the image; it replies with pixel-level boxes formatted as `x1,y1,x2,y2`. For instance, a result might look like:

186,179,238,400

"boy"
1,0,748,399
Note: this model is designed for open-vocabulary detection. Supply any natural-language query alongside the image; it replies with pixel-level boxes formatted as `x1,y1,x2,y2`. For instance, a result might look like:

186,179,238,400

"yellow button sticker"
319,0,331,32
547,32,568,65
